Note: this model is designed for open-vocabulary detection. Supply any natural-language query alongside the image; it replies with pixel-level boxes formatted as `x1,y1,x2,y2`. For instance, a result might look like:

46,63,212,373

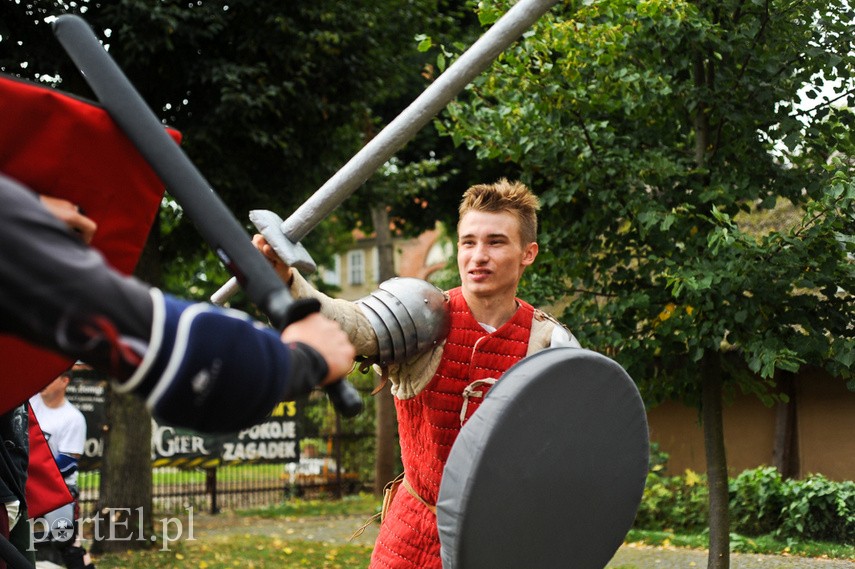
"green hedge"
634,447,855,543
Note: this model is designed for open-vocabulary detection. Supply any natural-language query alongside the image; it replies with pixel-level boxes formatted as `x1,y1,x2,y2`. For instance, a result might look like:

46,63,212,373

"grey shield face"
437,348,649,569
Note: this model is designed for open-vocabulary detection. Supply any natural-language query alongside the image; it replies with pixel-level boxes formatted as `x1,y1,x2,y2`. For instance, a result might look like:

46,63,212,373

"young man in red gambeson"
256,179,580,568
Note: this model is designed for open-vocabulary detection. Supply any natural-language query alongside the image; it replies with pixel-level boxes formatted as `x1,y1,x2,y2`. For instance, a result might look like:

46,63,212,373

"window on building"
349,250,365,285
322,255,341,287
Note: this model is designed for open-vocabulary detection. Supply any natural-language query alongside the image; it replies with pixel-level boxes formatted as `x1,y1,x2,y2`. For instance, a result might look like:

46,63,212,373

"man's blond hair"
458,178,540,245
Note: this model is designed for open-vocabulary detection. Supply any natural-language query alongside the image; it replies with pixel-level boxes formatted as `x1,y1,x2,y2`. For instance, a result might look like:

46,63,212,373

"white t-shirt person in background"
29,373,86,488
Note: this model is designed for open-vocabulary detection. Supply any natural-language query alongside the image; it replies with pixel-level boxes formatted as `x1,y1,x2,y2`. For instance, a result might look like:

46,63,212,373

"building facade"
318,223,453,300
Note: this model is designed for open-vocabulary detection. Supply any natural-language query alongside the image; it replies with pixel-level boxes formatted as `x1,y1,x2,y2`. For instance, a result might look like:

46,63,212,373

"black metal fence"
77,433,373,517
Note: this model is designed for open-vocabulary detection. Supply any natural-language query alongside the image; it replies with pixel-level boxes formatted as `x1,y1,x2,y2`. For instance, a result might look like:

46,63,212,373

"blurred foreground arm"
0,174,354,432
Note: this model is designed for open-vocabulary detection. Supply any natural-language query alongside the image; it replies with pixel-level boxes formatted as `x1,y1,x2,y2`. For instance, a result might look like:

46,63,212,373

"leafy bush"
777,475,855,542
634,468,708,533
634,472,678,529
635,444,855,544
648,441,670,476
729,466,785,536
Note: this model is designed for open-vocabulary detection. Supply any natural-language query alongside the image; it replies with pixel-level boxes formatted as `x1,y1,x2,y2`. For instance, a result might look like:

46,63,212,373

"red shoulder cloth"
0,74,181,413
25,405,73,520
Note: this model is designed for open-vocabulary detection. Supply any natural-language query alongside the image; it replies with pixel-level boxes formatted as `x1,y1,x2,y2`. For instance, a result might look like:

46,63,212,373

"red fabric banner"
0,74,182,412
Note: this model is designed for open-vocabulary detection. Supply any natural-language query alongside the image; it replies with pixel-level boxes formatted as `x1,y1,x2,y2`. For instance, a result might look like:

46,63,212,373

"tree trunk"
693,49,729,568
92,218,161,552
370,204,399,496
92,390,153,552
702,356,729,569
772,371,799,479
373,372,397,496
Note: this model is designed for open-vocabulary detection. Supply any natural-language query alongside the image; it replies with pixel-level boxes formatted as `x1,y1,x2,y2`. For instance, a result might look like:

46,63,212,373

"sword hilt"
211,209,316,305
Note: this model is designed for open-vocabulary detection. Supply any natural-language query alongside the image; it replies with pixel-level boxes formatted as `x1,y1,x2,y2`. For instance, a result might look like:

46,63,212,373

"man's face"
457,210,538,300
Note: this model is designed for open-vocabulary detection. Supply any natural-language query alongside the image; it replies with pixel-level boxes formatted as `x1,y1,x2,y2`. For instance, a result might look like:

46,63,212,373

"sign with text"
67,378,300,469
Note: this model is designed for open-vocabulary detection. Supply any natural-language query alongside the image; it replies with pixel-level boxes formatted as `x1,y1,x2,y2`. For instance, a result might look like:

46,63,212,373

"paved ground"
186,512,855,568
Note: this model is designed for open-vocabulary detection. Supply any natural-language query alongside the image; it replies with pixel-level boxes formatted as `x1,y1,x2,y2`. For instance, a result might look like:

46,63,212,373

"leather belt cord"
402,477,437,514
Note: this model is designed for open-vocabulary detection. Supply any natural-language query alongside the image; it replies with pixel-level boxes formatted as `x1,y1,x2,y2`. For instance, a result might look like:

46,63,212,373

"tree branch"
693,53,710,167
792,87,855,118
565,288,620,298
571,109,599,163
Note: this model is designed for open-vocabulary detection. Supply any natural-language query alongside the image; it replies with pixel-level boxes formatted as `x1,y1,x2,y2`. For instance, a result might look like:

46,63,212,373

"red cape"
0,74,181,413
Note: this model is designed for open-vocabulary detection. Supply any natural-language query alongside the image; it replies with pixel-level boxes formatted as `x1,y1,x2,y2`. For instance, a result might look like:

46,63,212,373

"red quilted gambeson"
370,287,534,568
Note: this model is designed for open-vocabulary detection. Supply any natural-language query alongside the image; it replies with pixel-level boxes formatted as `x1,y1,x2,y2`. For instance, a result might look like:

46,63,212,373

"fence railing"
77,436,374,516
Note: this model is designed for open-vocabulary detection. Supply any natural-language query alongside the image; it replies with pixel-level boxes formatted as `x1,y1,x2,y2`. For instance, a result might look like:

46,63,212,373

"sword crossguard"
249,209,317,275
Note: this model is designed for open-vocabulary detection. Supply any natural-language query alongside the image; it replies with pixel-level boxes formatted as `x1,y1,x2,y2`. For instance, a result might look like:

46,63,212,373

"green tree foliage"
444,0,854,409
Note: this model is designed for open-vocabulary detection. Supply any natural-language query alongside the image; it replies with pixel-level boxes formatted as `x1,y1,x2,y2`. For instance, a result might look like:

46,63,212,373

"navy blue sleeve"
116,290,325,433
